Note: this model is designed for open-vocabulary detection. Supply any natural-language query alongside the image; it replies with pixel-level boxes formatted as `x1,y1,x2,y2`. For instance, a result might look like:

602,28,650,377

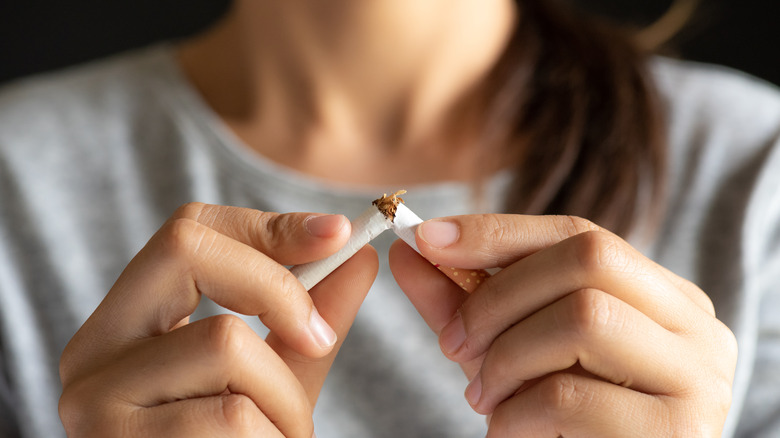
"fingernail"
305,214,347,238
440,312,467,356
418,220,460,249
309,308,337,349
465,373,482,407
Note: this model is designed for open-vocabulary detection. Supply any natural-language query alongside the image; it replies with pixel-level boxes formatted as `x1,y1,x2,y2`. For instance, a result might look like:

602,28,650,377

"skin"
176,0,516,185
60,203,378,437
59,0,738,436
389,215,737,436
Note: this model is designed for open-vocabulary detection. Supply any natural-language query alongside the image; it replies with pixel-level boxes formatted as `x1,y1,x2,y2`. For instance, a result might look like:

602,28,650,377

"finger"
415,214,601,268
136,395,284,438
471,289,690,415
439,229,711,362
67,315,314,438
486,373,671,438
268,246,379,406
61,393,284,438
172,202,352,266
389,240,468,332
416,214,714,313
83,217,338,360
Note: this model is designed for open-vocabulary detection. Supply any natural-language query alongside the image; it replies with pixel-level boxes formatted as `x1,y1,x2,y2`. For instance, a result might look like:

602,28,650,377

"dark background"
0,0,778,86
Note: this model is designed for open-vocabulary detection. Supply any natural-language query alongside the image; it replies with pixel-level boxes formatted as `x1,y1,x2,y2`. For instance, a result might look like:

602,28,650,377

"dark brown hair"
484,0,671,237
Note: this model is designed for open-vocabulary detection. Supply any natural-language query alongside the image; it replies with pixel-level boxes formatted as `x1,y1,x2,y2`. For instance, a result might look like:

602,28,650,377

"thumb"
266,246,378,406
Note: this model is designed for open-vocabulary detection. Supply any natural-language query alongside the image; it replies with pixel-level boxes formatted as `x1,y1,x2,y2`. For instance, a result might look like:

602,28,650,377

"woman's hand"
389,214,737,437
59,203,378,437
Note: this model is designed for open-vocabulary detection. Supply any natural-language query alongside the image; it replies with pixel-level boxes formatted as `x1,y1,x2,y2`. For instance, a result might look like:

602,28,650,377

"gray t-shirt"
0,44,779,437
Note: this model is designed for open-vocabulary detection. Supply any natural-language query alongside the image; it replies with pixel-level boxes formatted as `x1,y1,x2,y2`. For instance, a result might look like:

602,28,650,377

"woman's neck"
178,0,516,184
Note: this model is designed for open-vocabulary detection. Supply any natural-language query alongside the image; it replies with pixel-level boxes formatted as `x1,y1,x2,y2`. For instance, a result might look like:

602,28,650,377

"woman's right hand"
58,203,378,437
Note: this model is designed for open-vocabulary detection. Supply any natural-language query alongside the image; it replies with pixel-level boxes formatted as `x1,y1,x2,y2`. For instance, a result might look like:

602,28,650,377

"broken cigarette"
390,201,491,293
289,204,392,290
290,190,491,292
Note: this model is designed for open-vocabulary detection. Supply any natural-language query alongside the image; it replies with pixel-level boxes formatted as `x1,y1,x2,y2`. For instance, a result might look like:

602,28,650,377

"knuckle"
481,214,507,241
277,269,306,300
699,292,717,317
720,324,739,365
563,289,619,340
684,375,733,434
59,343,77,386
682,279,718,318
59,379,115,437
218,394,262,435
709,375,735,418
476,214,513,263
158,218,208,259
58,386,83,434
260,212,288,242
173,202,208,221
570,230,625,274
538,373,587,422
202,314,251,363
268,270,307,313
711,320,739,376
559,215,602,237
247,211,298,254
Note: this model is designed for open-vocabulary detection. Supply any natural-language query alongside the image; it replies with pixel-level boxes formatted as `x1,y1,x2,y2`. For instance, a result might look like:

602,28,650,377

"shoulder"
651,56,780,115
646,58,780,267
648,58,780,274
0,43,176,105
0,44,190,220
650,58,780,187
0,44,186,191
651,57,780,149
0,44,177,150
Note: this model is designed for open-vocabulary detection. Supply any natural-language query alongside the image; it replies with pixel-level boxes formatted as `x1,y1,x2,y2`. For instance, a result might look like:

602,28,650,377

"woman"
1,0,778,436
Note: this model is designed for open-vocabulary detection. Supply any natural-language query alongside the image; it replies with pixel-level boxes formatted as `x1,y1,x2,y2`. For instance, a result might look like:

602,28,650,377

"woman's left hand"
389,214,737,437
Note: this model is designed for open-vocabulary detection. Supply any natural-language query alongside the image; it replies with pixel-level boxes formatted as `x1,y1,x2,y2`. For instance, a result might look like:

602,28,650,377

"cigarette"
290,190,491,292
289,205,392,290
389,202,490,293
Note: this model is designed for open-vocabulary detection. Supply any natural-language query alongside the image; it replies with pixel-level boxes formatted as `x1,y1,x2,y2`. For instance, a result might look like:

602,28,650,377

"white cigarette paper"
290,206,392,290
390,203,423,253
291,190,490,292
